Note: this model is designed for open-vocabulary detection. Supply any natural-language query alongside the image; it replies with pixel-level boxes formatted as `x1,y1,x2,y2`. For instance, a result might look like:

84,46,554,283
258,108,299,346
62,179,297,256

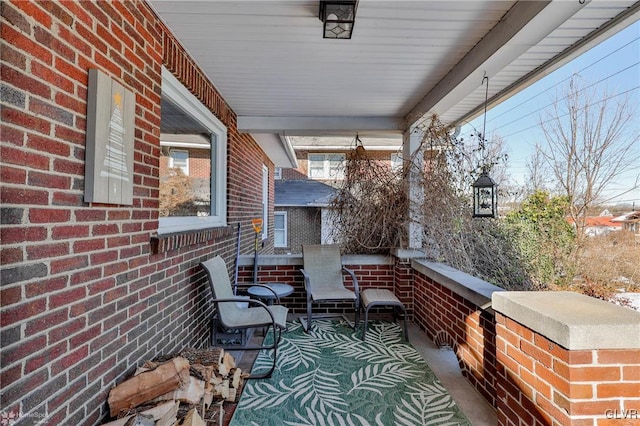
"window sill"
150,225,235,254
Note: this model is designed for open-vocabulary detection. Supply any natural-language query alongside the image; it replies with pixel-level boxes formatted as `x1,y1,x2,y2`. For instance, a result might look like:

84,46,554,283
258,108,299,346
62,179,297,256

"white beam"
237,116,404,136
404,0,589,127
251,133,298,168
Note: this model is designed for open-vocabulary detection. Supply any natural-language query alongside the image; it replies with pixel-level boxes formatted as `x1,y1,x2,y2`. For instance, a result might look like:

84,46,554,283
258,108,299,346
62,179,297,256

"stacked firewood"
103,348,246,426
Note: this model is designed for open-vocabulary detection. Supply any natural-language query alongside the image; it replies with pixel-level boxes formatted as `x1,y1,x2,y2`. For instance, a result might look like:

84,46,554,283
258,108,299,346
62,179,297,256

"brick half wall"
236,254,395,315
411,259,502,408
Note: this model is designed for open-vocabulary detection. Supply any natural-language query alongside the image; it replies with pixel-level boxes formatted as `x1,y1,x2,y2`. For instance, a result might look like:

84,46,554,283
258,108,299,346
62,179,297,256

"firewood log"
123,414,154,426
231,368,242,390
226,386,237,403
222,352,235,370
108,357,190,417
152,376,205,405
190,364,214,383
101,401,178,426
213,379,229,400
175,408,205,426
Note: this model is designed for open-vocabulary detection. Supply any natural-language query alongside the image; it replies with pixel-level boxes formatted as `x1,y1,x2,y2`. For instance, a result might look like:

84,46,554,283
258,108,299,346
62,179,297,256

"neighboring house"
568,211,623,237
612,211,640,233
286,136,403,185
274,136,402,253
273,179,337,254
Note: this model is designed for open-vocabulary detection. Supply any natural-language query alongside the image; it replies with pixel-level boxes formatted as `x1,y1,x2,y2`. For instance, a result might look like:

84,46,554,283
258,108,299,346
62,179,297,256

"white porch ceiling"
151,0,639,138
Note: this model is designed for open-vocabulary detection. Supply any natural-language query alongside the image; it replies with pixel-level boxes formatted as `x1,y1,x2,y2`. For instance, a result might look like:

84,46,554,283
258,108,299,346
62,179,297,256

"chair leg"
361,307,370,340
211,316,218,346
354,304,360,330
246,325,282,379
305,297,313,332
400,306,409,341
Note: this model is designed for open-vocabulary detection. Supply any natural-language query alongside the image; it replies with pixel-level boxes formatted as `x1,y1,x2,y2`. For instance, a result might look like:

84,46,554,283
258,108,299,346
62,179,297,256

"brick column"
392,250,418,317
493,292,640,426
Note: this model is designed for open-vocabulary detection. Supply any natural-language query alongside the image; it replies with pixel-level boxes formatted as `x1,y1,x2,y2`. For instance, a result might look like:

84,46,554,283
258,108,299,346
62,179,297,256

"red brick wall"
0,1,272,424
413,269,498,408
496,313,640,426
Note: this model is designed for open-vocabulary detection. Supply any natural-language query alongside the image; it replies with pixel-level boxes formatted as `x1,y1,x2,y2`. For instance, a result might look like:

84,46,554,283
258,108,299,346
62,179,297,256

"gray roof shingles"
274,180,337,207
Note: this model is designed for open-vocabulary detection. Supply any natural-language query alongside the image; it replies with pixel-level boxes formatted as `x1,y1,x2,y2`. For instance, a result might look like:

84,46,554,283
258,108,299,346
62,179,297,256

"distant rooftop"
567,216,623,228
274,180,337,207
612,211,640,223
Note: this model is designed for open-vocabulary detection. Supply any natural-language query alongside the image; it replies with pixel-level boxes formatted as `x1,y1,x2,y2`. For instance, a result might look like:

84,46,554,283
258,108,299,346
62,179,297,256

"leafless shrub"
159,168,210,217
330,116,530,289
566,231,640,305
330,145,409,254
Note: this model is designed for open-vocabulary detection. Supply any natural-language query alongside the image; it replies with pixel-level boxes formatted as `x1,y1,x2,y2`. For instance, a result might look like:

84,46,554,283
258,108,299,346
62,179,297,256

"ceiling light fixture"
319,1,357,39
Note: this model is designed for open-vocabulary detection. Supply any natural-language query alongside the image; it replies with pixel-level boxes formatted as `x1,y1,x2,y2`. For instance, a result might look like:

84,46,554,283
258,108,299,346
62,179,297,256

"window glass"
391,152,403,172
161,136,211,218
328,154,345,179
308,153,345,179
274,211,287,247
169,149,189,174
308,154,326,179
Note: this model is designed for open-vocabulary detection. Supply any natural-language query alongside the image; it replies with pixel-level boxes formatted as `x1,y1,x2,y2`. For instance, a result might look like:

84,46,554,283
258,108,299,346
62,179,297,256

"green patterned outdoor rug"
230,320,471,425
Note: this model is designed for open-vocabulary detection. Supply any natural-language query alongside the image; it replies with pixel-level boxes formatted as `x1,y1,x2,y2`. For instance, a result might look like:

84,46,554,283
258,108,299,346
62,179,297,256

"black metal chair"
201,256,288,378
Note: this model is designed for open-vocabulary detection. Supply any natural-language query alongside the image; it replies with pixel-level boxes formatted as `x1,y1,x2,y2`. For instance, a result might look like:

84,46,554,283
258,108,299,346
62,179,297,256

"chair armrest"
300,269,311,292
342,267,360,297
212,297,278,328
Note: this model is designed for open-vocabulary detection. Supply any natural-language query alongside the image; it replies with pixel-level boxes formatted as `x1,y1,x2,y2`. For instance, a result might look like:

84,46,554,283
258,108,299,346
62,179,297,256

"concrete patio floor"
408,323,497,425
225,318,496,425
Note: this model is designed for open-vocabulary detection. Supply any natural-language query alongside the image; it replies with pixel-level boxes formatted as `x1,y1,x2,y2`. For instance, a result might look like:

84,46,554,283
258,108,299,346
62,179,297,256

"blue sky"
463,20,640,207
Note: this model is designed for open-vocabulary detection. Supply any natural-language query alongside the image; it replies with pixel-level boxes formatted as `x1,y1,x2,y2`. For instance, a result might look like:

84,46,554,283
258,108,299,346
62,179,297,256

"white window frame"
308,153,345,180
159,67,227,234
169,149,189,174
262,164,268,240
274,211,287,248
391,152,403,173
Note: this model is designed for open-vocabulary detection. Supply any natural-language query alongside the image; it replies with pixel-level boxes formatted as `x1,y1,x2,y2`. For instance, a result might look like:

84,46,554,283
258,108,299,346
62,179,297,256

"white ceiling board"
448,1,640,125
150,0,639,136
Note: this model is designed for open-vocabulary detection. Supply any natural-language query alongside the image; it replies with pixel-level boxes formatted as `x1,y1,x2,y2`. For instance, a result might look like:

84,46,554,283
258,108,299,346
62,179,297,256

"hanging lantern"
472,73,498,218
472,170,498,218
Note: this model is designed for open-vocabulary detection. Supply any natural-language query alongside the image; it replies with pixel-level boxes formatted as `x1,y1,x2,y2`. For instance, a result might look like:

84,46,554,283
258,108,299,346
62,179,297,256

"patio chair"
201,255,288,378
300,244,360,332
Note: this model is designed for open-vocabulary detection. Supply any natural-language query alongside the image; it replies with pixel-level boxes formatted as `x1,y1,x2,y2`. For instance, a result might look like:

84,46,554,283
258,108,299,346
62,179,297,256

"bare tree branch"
538,75,640,240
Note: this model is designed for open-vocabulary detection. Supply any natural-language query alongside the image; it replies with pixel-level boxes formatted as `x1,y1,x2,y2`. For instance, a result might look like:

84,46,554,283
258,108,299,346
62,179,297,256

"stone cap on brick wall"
411,259,504,310
493,291,640,350
237,253,393,266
